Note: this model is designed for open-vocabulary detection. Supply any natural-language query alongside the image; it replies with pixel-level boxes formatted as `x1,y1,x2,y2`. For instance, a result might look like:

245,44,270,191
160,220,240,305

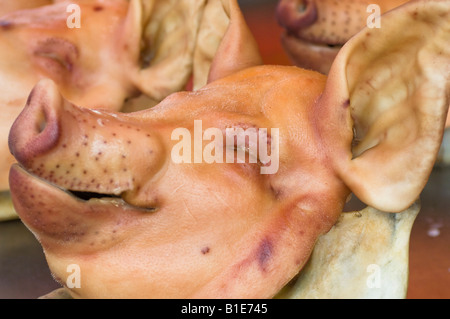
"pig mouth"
283,31,343,53
280,32,342,74
69,190,119,201
9,164,156,213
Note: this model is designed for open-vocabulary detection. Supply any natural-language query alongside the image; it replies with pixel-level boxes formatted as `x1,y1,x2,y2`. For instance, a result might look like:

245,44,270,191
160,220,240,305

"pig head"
0,0,225,194
8,0,450,298
276,0,410,74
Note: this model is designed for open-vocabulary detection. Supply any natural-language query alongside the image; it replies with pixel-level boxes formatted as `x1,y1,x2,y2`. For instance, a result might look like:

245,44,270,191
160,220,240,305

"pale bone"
276,202,420,299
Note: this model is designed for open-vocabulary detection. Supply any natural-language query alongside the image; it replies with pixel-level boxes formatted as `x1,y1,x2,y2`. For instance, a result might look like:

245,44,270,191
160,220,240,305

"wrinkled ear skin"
133,0,261,94
192,0,230,90
318,0,450,213
206,0,263,83
130,0,207,101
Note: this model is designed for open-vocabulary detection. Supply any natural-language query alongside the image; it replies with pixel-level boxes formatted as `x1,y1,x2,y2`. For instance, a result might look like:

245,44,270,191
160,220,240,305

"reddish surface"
241,1,292,66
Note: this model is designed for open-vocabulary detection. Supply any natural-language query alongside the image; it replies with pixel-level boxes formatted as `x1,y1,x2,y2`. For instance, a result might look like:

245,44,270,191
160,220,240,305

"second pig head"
276,0,410,74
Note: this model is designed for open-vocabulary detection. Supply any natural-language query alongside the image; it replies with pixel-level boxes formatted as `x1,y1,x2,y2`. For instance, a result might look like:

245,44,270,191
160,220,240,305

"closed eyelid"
223,125,273,151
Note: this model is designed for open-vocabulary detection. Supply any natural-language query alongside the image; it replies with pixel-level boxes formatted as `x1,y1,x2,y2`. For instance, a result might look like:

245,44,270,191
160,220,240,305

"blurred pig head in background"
276,0,410,74
0,0,230,218
8,0,450,298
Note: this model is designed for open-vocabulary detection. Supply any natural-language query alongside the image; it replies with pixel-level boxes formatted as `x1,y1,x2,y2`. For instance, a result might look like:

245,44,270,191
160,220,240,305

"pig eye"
33,37,78,74
225,127,263,166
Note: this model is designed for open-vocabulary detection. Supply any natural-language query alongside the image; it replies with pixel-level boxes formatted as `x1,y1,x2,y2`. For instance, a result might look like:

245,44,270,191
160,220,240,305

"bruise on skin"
0,20,14,31
257,237,273,272
342,99,350,108
227,236,276,279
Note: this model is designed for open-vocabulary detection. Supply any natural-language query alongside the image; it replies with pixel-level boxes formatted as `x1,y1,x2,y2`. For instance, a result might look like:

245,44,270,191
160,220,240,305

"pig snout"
9,79,165,198
277,0,318,32
8,79,61,168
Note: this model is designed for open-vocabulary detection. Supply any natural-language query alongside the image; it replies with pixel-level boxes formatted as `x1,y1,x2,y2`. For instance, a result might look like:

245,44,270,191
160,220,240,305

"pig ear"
326,0,450,212
127,0,206,101
192,0,230,90
206,0,263,84
121,0,143,62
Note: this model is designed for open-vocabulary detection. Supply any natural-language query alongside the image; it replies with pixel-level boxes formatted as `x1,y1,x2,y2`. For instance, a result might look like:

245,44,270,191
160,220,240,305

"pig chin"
9,164,153,254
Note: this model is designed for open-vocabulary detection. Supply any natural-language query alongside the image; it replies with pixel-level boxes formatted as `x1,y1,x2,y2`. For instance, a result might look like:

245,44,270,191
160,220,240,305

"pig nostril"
297,0,307,12
277,0,317,32
8,79,62,166
36,113,47,134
